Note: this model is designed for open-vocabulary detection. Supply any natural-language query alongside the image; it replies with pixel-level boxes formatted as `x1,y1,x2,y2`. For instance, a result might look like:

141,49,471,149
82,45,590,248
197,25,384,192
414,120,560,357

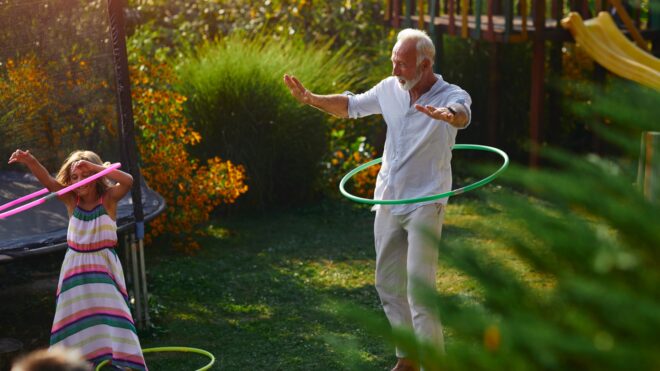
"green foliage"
0,107,12,163
126,0,392,200
439,38,532,160
126,0,387,64
0,0,119,170
177,34,362,209
343,82,660,370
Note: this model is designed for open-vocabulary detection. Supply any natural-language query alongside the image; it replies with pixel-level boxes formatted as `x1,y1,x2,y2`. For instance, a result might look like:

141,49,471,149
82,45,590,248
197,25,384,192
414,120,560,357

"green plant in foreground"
340,82,660,370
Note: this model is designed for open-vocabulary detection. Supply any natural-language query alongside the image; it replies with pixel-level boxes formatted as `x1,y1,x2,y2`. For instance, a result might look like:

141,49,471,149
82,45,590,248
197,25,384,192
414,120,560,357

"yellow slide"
562,12,660,90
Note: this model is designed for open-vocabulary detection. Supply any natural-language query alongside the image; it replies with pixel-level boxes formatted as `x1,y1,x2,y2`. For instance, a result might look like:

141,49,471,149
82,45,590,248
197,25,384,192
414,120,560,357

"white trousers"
374,203,445,358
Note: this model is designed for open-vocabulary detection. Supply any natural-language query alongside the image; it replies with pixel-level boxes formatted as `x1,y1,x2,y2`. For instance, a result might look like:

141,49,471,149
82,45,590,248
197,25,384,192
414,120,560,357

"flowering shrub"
0,55,115,169
130,58,248,251
0,57,58,164
0,55,248,251
325,133,381,199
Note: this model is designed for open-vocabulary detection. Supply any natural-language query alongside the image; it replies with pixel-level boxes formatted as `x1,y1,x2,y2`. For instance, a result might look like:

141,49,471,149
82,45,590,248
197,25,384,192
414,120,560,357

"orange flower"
130,57,248,252
483,325,501,352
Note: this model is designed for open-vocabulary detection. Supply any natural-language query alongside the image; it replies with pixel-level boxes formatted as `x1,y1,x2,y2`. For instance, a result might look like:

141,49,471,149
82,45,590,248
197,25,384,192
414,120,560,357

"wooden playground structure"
384,0,660,165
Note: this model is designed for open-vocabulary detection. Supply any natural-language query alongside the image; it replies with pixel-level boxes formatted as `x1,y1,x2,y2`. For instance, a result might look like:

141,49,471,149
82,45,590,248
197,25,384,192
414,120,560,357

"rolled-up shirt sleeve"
347,80,385,119
448,89,472,128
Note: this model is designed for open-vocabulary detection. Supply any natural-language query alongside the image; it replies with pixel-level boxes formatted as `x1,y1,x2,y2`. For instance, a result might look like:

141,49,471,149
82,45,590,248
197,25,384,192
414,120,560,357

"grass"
140,200,386,370
0,186,548,370
139,186,544,370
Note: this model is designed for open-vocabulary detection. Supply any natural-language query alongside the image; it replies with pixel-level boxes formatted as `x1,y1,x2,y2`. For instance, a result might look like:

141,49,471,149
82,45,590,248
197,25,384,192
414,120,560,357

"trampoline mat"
0,171,165,259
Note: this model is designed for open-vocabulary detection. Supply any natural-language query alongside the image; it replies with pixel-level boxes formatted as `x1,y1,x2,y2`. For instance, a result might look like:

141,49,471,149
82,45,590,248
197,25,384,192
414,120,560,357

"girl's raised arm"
104,167,133,203
8,149,64,192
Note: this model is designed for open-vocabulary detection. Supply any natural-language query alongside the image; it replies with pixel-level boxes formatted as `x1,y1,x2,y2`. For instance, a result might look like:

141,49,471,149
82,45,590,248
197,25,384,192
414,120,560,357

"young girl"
8,149,147,371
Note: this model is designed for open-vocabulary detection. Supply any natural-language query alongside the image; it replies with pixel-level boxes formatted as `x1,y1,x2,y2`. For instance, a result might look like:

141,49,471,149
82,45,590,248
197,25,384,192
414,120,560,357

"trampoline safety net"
0,0,164,260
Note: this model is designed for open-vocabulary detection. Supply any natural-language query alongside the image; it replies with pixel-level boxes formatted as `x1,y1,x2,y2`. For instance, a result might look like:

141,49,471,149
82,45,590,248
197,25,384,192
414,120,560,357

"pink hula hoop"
0,163,122,219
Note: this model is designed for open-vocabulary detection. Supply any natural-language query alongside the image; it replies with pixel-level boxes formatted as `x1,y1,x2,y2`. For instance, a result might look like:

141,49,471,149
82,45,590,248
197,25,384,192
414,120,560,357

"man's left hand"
415,104,466,128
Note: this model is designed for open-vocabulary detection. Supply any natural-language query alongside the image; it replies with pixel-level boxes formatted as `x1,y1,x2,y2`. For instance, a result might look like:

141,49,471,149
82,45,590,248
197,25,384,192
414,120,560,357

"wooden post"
547,40,563,147
487,0,495,41
449,0,456,35
385,0,392,22
430,0,438,39
529,0,546,167
504,0,513,41
651,0,660,33
393,0,401,28
405,0,413,27
487,43,500,145
434,31,445,73
638,131,660,202
520,0,528,40
652,0,660,56
462,0,469,37
419,0,426,29
475,0,483,38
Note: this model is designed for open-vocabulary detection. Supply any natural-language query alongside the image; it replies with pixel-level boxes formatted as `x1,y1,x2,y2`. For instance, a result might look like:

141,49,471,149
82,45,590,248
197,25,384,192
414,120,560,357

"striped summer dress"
50,196,147,370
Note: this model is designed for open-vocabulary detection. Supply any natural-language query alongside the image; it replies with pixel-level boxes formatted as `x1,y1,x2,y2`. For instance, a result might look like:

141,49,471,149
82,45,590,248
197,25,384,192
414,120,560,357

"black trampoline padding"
0,171,165,260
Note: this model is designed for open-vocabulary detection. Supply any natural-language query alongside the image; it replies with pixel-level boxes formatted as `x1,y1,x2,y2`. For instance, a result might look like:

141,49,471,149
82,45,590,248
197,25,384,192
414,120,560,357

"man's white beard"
397,67,423,91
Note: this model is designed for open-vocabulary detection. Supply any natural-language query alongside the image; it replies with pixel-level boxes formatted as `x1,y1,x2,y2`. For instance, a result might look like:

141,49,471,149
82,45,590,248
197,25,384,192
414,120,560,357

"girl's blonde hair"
56,150,112,196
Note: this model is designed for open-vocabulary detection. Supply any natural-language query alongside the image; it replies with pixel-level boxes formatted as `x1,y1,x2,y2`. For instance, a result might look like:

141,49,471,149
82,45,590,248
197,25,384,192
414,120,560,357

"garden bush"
126,0,387,66
177,34,363,209
129,57,248,251
0,0,120,170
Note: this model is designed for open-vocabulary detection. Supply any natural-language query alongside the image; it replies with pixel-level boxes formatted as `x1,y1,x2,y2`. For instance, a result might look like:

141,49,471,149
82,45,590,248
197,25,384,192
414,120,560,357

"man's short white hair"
396,28,435,66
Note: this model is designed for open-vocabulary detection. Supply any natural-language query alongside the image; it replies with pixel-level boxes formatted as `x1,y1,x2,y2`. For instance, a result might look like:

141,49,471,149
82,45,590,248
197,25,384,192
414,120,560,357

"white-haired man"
284,28,471,371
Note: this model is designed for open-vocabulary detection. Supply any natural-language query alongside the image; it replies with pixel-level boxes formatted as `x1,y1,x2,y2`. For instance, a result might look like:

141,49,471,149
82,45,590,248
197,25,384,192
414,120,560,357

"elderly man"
284,28,471,371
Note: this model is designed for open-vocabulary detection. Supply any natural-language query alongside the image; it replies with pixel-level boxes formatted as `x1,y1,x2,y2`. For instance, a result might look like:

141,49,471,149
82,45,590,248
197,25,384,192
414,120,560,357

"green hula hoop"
339,144,509,205
95,346,215,371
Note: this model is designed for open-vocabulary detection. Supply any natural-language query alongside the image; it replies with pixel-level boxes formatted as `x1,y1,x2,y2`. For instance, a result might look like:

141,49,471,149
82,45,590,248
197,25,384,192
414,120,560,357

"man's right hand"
283,74,312,105
283,74,349,118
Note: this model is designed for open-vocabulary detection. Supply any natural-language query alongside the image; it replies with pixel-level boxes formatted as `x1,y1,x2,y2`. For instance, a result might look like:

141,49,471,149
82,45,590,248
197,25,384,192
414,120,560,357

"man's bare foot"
391,357,419,371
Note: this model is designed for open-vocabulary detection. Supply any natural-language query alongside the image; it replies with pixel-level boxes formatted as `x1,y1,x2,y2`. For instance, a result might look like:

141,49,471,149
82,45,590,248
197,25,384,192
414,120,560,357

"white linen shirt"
347,74,472,215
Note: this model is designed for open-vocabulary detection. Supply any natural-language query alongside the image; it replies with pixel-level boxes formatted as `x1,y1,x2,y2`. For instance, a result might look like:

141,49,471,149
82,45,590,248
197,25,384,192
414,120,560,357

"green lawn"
141,200,387,370
0,187,545,370
140,189,542,370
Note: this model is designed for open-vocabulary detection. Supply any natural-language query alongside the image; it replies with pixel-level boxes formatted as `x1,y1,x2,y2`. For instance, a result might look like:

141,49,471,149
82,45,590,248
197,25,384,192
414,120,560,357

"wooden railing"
385,0,656,43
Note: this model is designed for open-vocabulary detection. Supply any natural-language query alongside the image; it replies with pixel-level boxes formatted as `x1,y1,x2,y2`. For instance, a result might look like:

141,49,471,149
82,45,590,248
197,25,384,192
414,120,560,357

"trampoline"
0,171,165,262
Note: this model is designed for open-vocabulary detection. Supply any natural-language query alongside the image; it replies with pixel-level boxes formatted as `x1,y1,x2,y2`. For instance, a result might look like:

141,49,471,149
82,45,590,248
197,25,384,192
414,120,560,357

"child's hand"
8,149,33,165
71,160,100,174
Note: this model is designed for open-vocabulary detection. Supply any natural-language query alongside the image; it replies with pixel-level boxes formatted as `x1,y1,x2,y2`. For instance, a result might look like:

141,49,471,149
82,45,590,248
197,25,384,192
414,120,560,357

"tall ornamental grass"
178,34,362,209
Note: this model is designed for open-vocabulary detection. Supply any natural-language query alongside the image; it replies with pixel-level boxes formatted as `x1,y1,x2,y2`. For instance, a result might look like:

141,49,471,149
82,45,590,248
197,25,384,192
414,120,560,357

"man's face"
391,40,422,91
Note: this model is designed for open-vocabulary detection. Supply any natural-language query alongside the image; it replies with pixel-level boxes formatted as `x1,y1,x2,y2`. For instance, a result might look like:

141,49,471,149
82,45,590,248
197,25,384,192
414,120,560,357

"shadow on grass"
0,195,503,370
142,200,390,370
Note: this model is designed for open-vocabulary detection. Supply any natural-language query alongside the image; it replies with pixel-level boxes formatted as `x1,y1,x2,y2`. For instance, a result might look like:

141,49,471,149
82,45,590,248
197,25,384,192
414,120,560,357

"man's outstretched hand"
283,74,311,105
415,104,467,128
